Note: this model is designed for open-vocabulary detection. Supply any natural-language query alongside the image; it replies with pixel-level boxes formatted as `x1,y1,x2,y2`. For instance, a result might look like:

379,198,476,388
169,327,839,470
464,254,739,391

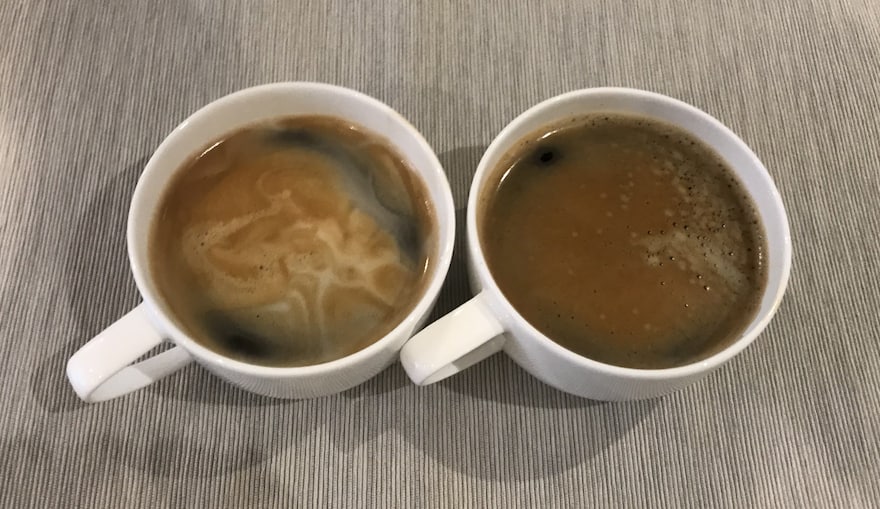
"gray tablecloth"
2,1,879,507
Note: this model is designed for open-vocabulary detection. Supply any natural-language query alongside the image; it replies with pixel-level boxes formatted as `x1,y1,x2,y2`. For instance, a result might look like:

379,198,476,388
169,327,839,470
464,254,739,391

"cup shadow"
333,355,657,481
30,335,92,413
426,145,487,321
28,156,147,413
432,358,659,481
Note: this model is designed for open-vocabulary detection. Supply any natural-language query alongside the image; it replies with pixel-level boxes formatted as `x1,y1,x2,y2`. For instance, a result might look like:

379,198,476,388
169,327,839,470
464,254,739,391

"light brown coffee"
480,114,768,369
150,115,435,367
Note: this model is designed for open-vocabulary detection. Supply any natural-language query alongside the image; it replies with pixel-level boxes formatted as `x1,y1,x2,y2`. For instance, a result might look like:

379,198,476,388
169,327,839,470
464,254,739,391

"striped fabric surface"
1,0,878,507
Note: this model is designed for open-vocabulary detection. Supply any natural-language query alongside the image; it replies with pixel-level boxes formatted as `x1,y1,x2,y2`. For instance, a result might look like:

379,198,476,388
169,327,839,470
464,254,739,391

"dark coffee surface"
481,114,768,369
150,116,435,366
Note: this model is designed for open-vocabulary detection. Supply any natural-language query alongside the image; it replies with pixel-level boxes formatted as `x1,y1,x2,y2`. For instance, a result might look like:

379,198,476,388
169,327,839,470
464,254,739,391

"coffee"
150,115,436,367
480,114,768,369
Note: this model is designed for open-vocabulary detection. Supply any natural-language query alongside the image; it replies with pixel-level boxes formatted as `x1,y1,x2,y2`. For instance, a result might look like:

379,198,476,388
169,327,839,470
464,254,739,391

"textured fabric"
1,0,879,507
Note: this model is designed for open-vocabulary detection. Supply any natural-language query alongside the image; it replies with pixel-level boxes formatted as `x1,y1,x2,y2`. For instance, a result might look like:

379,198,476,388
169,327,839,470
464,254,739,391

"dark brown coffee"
150,115,435,367
480,114,768,369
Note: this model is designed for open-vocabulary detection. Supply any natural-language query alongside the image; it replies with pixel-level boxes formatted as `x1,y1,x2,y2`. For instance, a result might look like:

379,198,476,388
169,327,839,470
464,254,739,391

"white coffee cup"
66,82,455,402
400,88,792,401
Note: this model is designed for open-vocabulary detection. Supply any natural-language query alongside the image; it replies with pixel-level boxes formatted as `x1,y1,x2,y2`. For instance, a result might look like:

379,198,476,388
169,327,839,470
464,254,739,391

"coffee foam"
635,159,758,298
479,112,768,369
178,148,414,349
150,117,433,365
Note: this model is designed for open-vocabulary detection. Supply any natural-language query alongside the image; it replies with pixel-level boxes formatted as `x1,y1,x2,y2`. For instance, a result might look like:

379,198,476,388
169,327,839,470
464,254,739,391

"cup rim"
128,81,456,378
467,86,792,380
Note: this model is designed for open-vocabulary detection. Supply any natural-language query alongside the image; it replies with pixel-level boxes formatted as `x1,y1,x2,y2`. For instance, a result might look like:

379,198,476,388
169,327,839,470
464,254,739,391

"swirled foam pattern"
150,116,435,366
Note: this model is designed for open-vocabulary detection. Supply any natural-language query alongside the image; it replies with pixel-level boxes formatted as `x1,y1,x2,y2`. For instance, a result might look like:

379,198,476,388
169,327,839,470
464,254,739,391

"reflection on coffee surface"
481,114,768,369
150,116,435,367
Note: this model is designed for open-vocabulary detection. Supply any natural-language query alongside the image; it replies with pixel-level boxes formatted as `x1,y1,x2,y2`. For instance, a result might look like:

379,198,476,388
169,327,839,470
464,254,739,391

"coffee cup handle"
66,304,193,402
400,291,506,385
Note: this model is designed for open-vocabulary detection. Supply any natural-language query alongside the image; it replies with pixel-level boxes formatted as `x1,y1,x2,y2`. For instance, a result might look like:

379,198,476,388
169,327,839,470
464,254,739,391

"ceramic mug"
400,87,792,401
66,82,455,402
